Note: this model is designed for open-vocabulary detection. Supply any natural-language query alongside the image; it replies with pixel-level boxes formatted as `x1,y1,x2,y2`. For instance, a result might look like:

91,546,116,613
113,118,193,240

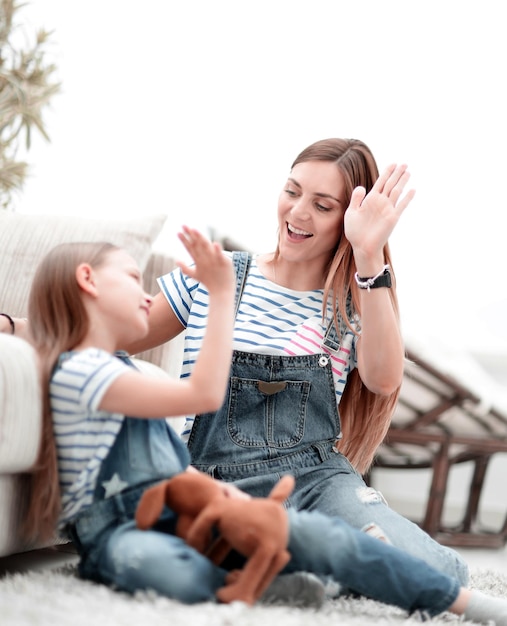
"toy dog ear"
135,482,168,530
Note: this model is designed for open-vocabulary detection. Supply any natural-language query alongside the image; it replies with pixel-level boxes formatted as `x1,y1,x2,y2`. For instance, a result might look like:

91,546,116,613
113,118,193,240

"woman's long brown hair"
23,241,119,542
290,138,401,474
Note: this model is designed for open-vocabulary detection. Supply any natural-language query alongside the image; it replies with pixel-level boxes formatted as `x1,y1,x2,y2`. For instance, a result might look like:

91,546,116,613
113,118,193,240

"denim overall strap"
232,250,251,317
321,293,352,354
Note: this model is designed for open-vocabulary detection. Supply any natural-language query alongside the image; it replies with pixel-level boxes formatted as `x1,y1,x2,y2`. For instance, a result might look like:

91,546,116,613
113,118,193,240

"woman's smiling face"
277,160,346,265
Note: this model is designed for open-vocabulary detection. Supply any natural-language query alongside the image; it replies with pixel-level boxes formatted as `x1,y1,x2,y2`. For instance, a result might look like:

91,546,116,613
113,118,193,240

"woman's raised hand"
176,225,235,296
344,164,415,267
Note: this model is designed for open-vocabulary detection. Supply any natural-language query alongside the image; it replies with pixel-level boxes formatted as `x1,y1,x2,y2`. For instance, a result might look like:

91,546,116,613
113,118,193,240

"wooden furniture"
371,348,507,548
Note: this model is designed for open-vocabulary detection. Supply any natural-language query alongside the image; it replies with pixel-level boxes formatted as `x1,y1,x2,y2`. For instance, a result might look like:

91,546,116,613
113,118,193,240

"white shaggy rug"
0,563,505,626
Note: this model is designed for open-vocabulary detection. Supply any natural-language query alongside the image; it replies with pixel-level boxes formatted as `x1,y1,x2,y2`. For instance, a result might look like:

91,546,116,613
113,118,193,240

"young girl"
23,228,507,623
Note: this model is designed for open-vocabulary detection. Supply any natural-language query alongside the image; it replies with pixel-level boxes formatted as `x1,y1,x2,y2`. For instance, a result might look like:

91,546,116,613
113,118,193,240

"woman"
132,138,465,583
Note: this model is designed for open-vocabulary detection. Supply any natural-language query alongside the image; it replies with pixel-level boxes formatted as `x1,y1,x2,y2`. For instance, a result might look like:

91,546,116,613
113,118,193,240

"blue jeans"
188,350,468,585
68,482,228,604
65,410,461,614
68,479,460,615
64,413,463,616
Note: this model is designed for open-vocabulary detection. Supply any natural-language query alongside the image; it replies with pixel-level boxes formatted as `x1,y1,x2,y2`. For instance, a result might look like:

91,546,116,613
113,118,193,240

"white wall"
17,0,507,358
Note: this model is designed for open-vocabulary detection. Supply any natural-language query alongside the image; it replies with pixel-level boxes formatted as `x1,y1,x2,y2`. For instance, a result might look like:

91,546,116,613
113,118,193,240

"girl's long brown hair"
289,138,401,474
23,241,119,542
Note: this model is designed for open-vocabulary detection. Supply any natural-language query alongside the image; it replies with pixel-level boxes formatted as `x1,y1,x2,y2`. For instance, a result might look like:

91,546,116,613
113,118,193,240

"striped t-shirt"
51,348,128,526
158,254,358,442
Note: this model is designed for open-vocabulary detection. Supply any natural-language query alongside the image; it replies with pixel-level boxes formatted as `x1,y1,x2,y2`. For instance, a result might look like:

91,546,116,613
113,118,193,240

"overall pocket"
227,376,310,448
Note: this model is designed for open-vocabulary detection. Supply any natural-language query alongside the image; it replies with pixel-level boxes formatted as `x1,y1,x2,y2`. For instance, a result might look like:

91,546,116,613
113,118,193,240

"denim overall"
62,352,461,613
188,252,469,586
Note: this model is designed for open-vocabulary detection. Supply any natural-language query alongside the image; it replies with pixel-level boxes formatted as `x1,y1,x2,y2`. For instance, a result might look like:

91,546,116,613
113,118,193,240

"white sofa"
0,211,184,557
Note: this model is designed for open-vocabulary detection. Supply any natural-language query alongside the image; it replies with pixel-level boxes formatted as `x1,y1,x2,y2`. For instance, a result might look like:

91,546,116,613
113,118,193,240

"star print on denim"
102,472,129,498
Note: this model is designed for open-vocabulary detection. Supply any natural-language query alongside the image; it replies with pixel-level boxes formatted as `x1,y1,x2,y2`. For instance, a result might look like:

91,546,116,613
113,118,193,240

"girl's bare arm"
100,227,236,418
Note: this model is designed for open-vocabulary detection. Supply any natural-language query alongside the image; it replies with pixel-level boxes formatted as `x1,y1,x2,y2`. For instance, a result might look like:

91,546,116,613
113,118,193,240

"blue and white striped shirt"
51,349,128,526
158,254,358,442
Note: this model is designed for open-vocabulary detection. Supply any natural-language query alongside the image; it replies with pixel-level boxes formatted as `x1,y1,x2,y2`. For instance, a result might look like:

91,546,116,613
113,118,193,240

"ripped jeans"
68,478,460,615
63,412,462,615
188,350,469,585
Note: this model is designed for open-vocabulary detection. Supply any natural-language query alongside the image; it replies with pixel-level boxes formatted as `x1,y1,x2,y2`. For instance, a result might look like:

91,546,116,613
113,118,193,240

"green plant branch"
0,0,60,209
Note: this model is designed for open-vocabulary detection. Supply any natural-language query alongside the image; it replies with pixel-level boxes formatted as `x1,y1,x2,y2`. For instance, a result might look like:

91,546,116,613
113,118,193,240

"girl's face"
277,160,346,266
93,249,152,344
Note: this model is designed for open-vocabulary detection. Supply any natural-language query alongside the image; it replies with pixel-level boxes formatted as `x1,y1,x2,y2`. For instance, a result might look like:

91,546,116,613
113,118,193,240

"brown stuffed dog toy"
135,471,295,605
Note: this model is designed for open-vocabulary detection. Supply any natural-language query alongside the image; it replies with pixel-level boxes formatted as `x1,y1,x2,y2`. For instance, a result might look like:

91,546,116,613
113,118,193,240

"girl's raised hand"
344,164,415,263
176,226,235,296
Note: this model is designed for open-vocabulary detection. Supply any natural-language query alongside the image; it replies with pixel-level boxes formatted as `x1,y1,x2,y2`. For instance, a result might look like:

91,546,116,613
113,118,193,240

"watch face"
371,271,391,289
382,270,392,288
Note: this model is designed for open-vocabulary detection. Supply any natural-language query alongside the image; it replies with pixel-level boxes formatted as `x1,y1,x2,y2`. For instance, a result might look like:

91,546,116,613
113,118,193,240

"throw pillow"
0,211,167,317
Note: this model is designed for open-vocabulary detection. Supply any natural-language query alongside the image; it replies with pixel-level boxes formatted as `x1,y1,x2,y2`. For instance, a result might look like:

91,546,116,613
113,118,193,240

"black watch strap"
356,266,392,290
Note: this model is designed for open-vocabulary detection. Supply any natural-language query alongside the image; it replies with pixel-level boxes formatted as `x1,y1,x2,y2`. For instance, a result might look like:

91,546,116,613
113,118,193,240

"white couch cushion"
0,212,166,317
0,334,41,473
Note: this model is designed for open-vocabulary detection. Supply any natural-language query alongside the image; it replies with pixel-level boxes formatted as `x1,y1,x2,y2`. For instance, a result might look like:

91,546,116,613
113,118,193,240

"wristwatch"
355,266,392,290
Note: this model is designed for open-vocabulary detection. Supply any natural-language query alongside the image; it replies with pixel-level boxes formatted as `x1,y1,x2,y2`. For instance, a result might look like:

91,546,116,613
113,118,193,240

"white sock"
260,572,326,608
464,590,507,625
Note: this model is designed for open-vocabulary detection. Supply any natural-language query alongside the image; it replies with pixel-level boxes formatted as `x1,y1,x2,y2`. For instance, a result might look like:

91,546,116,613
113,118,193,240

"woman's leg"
285,508,461,617
88,522,227,603
292,455,469,585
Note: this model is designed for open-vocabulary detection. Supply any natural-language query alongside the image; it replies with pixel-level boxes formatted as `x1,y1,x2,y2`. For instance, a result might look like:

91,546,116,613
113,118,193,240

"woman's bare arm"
125,291,185,355
0,314,30,340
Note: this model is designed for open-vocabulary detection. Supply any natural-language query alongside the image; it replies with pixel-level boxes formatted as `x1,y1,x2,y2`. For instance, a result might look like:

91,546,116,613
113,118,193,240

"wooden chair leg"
459,455,491,532
422,441,450,536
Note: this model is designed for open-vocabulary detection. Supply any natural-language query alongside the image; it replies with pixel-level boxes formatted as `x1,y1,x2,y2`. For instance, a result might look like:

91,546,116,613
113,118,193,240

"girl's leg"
91,523,227,603
293,455,469,585
285,508,461,617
